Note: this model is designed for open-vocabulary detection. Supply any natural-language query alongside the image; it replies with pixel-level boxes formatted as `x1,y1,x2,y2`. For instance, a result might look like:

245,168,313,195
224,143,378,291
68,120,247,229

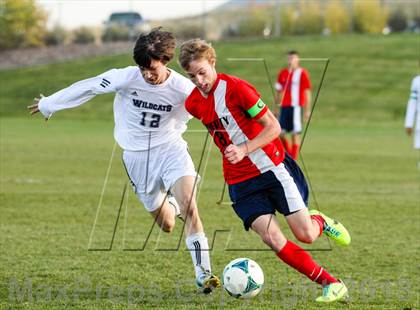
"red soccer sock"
276,240,338,286
291,143,300,160
281,138,292,155
311,214,325,237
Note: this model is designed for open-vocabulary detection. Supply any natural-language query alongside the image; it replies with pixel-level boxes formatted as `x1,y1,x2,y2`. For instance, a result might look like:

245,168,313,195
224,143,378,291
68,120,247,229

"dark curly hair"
133,27,176,68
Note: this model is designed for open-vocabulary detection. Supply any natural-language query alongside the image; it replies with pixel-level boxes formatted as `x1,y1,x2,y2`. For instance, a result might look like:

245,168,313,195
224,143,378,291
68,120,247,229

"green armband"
247,99,266,118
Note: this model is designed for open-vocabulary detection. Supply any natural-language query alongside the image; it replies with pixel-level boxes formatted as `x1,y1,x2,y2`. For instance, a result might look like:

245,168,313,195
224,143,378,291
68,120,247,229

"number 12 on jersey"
140,112,161,128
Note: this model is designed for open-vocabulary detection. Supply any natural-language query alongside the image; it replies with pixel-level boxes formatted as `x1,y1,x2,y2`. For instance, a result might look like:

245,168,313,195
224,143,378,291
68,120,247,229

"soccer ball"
222,258,264,298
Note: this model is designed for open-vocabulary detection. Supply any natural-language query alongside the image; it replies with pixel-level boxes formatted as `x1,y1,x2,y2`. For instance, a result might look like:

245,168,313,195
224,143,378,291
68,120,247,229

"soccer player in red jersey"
179,39,351,303
275,51,312,160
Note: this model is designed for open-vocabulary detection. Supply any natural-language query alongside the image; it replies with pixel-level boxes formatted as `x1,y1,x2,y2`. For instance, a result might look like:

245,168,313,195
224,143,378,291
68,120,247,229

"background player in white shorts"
405,75,420,168
27,28,220,293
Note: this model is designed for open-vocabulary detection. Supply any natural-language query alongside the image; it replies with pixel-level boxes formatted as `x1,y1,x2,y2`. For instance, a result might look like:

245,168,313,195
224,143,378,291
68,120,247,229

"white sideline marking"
88,141,117,249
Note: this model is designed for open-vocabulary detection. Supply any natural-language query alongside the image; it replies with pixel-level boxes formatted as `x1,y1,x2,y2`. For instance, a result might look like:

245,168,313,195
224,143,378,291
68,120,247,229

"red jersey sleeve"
236,79,260,109
301,69,311,90
279,69,289,88
235,79,268,120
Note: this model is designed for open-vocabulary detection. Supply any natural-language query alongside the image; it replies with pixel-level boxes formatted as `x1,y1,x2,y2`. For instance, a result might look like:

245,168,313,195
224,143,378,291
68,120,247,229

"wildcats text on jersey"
132,99,173,112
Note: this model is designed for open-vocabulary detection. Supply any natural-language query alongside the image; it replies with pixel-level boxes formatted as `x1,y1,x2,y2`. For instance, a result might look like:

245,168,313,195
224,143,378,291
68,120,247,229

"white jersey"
38,66,195,150
405,75,420,131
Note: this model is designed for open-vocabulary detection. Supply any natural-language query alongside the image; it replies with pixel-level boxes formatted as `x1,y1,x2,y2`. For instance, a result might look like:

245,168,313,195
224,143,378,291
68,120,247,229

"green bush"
236,7,271,37
158,18,204,39
102,25,130,42
44,26,68,46
0,0,47,49
293,1,323,35
325,1,351,34
279,6,296,36
72,27,95,44
412,16,420,31
354,0,388,33
173,22,203,39
388,10,408,32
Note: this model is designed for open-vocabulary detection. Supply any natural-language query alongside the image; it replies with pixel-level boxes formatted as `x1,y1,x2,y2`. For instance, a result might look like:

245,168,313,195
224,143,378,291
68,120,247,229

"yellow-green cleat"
309,210,351,246
196,273,221,294
316,280,349,303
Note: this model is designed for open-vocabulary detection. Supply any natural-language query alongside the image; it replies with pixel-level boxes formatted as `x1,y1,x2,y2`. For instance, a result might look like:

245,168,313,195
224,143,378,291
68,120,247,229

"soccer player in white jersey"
405,75,420,168
27,28,220,294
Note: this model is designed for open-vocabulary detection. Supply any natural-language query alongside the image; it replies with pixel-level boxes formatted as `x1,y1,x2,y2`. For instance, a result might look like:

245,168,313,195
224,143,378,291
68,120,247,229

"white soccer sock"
185,232,211,279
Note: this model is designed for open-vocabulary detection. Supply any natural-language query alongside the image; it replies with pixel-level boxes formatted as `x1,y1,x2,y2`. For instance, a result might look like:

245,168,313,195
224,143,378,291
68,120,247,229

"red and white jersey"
275,67,311,107
38,66,194,151
185,73,285,185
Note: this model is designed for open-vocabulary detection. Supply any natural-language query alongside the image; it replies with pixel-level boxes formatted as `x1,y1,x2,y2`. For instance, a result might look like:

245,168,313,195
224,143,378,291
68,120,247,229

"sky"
37,0,229,29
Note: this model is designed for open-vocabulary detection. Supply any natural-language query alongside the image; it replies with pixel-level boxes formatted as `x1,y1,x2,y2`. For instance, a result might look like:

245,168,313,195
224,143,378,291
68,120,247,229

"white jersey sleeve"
405,75,420,129
173,73,195,123
37,68,124,118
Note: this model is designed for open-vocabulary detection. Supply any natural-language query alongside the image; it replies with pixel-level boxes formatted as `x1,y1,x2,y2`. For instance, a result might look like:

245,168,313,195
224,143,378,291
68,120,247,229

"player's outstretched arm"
405,99,416,136
405,127,413,136
27,95,49,120
26,68,124,121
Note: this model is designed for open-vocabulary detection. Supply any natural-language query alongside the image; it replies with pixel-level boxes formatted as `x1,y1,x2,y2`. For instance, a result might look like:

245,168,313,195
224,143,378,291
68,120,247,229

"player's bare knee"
295,229,316,244
161,218,175,233
162,224,174,233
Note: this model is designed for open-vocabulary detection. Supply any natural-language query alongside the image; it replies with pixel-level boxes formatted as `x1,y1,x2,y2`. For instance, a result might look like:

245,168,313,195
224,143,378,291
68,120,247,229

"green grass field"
1,34,419,309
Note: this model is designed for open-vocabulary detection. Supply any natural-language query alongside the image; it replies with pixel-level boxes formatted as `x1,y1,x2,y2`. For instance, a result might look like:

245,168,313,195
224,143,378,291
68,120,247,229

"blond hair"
178,38,216,71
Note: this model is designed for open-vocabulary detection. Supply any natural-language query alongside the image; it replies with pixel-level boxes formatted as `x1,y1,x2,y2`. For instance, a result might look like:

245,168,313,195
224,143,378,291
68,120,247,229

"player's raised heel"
309,210,351,246
196,273,221,294
316,280,349,303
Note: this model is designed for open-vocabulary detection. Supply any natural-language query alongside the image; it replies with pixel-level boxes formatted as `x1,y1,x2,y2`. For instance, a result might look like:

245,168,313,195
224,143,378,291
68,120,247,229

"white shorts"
414,130,420,149
122,140,198,212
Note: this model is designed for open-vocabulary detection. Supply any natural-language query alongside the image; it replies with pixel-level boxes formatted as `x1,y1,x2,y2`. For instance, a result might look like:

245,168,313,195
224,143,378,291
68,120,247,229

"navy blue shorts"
228,154,309,231
279,106,302,133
